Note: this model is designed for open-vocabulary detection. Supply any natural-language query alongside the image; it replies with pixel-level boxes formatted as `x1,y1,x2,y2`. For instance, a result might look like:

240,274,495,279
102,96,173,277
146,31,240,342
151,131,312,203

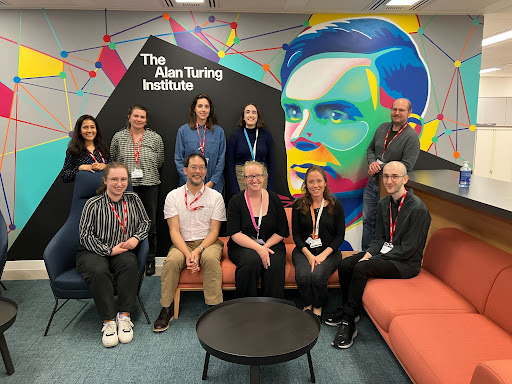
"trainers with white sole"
101,320,118,348
116,313,134,344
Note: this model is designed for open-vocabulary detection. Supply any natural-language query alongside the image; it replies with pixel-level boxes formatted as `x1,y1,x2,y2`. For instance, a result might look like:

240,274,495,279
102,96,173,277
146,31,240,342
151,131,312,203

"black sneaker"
324,308,360,326
332,321,357,349
145,260,155,276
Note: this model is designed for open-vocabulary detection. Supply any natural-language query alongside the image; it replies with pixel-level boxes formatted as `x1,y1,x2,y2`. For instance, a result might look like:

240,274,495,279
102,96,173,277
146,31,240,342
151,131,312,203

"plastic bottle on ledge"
459,161,471,188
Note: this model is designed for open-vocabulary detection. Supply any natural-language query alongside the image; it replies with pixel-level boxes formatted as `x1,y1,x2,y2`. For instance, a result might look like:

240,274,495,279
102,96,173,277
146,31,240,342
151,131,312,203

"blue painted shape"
173,31,220,64
219,55,264,82
459,55,482,124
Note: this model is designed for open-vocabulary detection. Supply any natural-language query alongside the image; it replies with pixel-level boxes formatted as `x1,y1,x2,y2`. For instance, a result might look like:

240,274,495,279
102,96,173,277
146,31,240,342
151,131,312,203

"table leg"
0,333,14,375
250,365,260,384
202,352,210,380
307,351,315,383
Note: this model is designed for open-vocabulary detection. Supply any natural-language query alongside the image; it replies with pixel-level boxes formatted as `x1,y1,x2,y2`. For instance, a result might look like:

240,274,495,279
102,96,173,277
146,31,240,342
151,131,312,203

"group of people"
61,94,431,350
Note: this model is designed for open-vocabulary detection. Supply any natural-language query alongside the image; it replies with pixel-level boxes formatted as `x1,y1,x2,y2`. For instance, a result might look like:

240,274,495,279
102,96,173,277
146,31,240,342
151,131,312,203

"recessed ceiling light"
482,30,512,47
386,0,420,5
480,68,501,74
175,0,204,3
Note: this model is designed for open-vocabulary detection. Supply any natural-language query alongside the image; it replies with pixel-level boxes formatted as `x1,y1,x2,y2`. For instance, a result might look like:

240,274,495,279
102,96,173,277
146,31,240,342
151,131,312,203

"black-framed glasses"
187,165,207,171
382,174,405,181
244,174,264,180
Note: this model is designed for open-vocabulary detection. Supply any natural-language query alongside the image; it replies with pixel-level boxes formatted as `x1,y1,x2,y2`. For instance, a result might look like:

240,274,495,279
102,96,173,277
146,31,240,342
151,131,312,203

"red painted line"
64,59,79,91
0,84,16,171
203,32,263,66
227,47,282,54
459,26,474,61
457,69,471,124
0,116,67,133
435,143,438,156
190,11,197,27
448,135,456,151
268,70,282,86
441,68,457,113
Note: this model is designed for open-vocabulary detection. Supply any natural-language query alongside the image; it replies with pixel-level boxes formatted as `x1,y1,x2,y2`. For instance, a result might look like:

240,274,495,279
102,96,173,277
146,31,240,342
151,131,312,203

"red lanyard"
382,123,408,156
389,189,407,243
87,149,105,164
185,186,205,211
130,129,144,165
109,200,127,234
196,122,206,155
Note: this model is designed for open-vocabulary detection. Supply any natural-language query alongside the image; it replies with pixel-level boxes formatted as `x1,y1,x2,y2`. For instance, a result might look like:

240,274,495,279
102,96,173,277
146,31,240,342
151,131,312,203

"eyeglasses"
391,108,409,113
107,177,129,184
244,174,264,180
382,174,405,181
187,165,207,171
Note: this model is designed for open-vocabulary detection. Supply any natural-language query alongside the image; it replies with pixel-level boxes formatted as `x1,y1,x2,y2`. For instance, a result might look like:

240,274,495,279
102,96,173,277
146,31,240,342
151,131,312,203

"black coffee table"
0,297,17,375
196,297,320,384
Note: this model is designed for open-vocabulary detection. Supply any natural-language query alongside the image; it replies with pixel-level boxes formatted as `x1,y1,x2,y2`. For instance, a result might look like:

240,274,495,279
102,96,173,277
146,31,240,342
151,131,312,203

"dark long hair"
96,162,130,195
237,103,266,128
126,104,149,128
67,115,109,158
295,165,335,215
187,93,217,130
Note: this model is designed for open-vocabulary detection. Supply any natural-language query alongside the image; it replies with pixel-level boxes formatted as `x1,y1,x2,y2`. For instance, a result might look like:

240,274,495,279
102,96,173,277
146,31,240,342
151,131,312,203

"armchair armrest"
471,360,512,384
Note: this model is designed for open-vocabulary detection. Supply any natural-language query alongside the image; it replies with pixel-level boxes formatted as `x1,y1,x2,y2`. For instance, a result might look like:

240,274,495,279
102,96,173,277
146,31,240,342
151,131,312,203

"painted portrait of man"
280,17,430,250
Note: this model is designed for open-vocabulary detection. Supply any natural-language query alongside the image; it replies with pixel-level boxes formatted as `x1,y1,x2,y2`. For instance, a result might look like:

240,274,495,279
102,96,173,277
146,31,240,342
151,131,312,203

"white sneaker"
101,320,118,348
116,313,134,344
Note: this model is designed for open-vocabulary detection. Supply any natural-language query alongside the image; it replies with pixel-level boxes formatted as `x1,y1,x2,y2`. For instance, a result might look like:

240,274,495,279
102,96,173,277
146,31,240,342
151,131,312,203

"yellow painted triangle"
419,119,439,151
309,14,420,34
18,46,63,78
226,29,236,47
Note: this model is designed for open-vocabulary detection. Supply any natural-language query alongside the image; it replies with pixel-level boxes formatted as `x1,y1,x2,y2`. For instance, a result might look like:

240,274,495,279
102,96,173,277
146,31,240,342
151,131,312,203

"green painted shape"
219,55,264,82
460,55,482,125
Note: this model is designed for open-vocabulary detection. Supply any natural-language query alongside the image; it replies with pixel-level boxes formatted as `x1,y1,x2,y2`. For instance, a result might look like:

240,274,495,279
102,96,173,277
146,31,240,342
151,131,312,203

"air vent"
165,0,219,8
386,6,405,10
158,0,173,7
363,0,437,11
410,0,437,11
0,0,11,5
363,0,388,11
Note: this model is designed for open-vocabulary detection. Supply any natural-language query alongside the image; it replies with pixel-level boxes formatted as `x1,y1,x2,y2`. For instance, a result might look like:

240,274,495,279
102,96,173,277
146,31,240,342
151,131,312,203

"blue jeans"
362,178,380,251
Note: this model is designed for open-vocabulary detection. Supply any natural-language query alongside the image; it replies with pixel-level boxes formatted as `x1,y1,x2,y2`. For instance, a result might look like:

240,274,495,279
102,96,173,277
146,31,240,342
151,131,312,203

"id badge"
251,236,265,246
305,237,313,246
380,242,393,254
132,168,143,178
309,238,322,248
206,158,209,165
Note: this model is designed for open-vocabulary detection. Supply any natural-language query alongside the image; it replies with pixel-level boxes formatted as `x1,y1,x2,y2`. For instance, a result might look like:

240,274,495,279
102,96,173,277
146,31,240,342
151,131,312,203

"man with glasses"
362,98,421,251
153,153,226,332
327,161,430,349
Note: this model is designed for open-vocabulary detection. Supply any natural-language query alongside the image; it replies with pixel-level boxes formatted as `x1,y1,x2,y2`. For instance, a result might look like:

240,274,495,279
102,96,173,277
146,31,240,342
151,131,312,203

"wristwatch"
199,245,205,254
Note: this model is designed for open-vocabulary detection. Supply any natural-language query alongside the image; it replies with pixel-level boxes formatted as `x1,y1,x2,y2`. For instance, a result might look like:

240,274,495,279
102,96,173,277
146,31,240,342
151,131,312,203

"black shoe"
332,321,357,349
145,260,155,276
153,306,173,332
324,308,360,326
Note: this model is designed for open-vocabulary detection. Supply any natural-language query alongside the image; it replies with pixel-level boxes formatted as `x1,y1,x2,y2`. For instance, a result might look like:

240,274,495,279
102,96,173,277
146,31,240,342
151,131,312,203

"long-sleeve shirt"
367,189,431,278
367,122,420,184
79,191,150,256
292,198,345,256
227,127,275,193
174,123,226,193
60,148,111,183
110,127,164,187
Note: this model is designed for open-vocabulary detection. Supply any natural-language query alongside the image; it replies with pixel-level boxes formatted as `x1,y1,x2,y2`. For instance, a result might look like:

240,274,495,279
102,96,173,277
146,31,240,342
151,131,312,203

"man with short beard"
153,153,226,332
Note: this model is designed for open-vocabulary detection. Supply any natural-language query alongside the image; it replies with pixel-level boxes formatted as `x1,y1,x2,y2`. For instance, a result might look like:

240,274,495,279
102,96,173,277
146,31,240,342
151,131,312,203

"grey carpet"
0,278,410,383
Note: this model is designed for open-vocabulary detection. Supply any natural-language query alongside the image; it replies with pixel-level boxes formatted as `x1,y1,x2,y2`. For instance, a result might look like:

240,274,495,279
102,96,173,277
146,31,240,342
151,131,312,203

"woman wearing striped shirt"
77,162,150,348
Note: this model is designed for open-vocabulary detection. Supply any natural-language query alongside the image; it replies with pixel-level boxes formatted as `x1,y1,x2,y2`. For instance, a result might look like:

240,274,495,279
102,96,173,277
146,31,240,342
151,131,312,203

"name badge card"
251,236,265,246
132,168,143,178
380,242,393,254
309,238,322,248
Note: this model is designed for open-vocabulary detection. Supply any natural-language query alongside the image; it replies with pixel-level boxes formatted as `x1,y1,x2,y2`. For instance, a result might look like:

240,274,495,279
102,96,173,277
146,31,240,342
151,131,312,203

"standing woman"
61,115,111,183
226,161,289,298
77,162,150,348
227,103,275,194
174,94,226,193
110,104,164,276
292,165,345,319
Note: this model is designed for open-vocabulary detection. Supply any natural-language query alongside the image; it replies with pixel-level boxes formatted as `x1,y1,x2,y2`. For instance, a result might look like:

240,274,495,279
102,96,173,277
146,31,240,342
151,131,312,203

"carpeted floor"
0,277,410,383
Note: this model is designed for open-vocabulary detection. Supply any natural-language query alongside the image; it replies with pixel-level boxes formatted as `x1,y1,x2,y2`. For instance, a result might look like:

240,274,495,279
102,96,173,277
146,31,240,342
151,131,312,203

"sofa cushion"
389,314,512,384
484,266,512,335
471,360,512,384
363,269,477,333
422,228,512,313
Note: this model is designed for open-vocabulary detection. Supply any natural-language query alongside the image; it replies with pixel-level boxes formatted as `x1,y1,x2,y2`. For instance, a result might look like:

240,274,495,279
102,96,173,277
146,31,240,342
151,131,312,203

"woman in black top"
61,115,110,183
226,161,289,298
292,165,345,318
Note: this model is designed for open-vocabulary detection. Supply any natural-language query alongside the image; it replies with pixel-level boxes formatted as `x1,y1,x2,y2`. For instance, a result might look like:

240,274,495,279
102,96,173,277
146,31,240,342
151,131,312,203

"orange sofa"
362,227,512,384
173,208,353,317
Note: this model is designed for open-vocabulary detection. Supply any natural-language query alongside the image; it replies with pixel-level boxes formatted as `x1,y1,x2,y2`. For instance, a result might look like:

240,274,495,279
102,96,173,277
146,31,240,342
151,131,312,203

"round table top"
0,297,18,332
196,297,320,366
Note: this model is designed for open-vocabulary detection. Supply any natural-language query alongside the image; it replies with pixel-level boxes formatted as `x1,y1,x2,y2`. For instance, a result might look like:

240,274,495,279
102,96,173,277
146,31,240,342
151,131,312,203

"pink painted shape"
99,47,126,86
379,87,395,110
0,83,14,118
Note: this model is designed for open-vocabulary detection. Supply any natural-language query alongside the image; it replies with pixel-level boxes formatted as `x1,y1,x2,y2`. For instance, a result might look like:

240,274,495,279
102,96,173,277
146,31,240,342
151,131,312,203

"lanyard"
310,198,325,239
185,185,205,211
382,123,408,157
87,149,105,164
196,122,207,155
109,200,127,235
130,129,144,165
243,128,259,161
245,188,263,238
389,189,407,243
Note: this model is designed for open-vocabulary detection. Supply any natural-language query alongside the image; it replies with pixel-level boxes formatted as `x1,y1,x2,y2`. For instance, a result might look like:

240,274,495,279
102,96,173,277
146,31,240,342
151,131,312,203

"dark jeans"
339,251,400,319
76,249,139,321
292,247,340,308
228,245,286,299
362,178,380,251
133,185,158,263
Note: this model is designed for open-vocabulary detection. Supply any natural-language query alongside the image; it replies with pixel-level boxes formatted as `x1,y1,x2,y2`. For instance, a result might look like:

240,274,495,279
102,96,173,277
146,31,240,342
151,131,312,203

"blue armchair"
0,210,8,294
43,170,150,336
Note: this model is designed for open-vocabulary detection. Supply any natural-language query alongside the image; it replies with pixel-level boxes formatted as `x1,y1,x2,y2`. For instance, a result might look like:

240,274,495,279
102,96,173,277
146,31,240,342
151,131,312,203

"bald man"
362,98,420,251
327,161,431,349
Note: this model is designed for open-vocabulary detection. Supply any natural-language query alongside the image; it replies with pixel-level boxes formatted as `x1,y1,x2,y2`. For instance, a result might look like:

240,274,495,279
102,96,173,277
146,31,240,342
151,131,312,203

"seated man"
326,161,431,349
153,153,226,332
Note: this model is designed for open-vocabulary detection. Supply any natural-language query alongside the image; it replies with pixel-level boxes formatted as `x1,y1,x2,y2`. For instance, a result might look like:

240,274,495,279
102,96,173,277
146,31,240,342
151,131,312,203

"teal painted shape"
460,55,482,125
8,138,69,246
219,55,265,82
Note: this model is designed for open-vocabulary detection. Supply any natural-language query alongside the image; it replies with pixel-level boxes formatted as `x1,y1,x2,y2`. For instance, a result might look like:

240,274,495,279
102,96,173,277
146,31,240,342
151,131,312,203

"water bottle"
459,161,471,187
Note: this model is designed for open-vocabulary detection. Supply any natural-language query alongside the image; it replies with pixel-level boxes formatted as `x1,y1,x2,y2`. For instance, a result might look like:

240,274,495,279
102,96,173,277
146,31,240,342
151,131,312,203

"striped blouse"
79,191,150,256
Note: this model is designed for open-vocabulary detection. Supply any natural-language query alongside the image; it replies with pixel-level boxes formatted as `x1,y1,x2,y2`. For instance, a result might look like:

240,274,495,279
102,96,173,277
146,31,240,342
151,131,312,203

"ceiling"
3,0,512,77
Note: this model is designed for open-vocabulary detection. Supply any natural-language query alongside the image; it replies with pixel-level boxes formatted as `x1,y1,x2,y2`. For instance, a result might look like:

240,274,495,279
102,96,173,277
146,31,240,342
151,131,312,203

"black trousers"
292,247,340,308
133,185,158,263
339,251,400,318
76,249,139,321
228,245,286,299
